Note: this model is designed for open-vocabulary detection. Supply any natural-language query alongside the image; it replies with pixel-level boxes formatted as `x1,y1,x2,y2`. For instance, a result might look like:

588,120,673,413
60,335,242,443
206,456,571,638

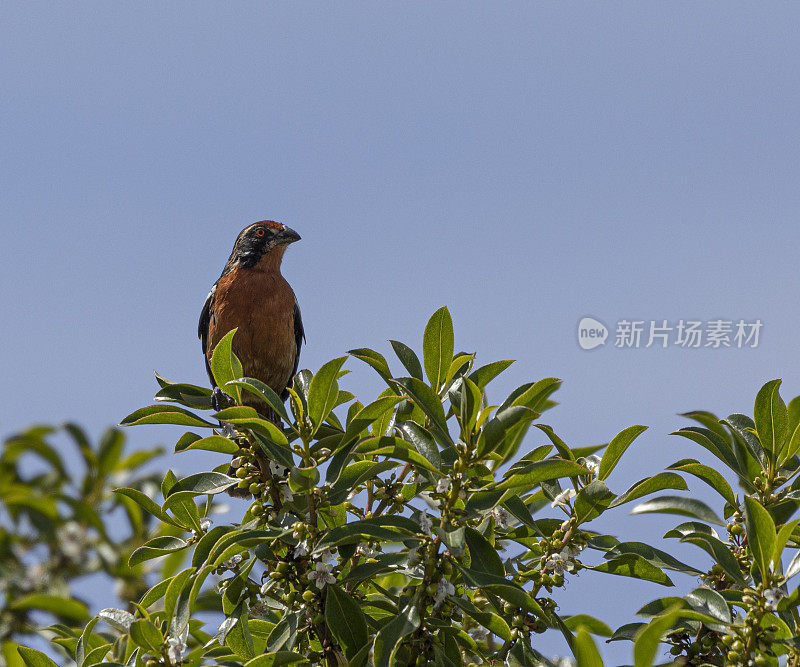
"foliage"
0,424,163,666
10,307,800,665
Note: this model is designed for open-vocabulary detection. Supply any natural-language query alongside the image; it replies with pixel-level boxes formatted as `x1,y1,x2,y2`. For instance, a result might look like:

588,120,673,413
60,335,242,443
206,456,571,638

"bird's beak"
276,226,302,245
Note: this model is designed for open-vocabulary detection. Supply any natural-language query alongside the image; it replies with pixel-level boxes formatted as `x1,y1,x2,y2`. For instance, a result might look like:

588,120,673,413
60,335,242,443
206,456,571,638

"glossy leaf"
210,329,243,400
609,472,688,508
307,356,348,432
120,405,214,428
422,306,454,391
573,627,603,667
744,495,776,578
389,340,424,381
598,424,647,481
495,459,588,491
373,600,421,667
325,586,369,658
754,378,787,460
631,495,724,526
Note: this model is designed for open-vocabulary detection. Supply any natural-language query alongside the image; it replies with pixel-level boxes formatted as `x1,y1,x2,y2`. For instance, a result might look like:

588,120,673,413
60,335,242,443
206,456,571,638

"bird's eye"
255,228,265,237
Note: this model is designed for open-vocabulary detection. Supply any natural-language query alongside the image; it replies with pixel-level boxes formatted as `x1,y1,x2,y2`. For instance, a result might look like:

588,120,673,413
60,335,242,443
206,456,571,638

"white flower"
470,625,490,641
545,548,575,574
294,540,309,557
357,543,379,559
165,636,186,664
269,461,288,477
57,522,84,561
583,455,601,478
309,562,336,589
199,517,212,531
223,554,243,570
436,478,451,494
433,577,455,609
764,587,785,611
419,511,433,536
553,658,576,667
491,507,512,529
550,488,576,509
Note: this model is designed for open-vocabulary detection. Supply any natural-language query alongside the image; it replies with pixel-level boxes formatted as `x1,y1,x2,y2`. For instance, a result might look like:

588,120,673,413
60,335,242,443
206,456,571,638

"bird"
198,220,304,419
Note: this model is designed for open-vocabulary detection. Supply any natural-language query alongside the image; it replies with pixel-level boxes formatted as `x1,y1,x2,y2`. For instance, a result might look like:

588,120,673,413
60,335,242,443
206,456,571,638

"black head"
222,221,301,273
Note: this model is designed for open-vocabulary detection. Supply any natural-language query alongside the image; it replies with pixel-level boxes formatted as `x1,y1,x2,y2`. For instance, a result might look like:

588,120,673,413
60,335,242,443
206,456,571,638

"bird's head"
224,220,301,272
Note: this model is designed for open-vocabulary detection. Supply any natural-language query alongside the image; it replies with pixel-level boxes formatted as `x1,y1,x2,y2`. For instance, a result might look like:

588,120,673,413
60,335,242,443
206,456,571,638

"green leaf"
723,414,766,468
744,495,776,578
573,480,616,524
114,487,177,525
678,533,746,585
785,395,800,461
422,306,454,391
605,542,703,576
684,587,731,625
373,601,421,667
345,395,403,438
162,491,203,531
451,597,511,641
477,417,506,458
175,434,239,455
163,567,195,626
316,516,419,552
129,619,164,653
342,553,406,583
468,359,514,389
573,627,603,667
495,459,588,491
226,377,291,424
609,472,688,508
215,406,289,445
129,536,187,567
307,356,348,433
631,495,724,526
590,554,674,586
465,527,505,578
16,647,58,667
356,435,441,475
119,405,214,428
167,471,238,496
773,518,799,566
633,608,682,667
395,421,441,470
210,329,243,400
670,426,742,475
598,424,647,480
390,377,451,446
389,340,424,381
348,348,393,381
98,608,135,633
10,595,89,622
563,614,613,637
244,653,306,667
754,378,788,460
665,460,737,508
325,586,369,658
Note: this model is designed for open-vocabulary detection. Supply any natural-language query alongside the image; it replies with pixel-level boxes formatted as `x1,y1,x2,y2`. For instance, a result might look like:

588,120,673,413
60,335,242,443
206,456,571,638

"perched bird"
199,221,304,419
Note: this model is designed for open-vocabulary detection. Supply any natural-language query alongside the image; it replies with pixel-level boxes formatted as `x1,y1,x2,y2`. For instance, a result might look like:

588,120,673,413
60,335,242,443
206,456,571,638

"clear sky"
3,3,800,663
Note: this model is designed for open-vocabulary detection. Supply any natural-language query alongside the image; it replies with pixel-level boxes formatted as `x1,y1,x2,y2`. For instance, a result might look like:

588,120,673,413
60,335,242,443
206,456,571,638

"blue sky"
3,3,800,662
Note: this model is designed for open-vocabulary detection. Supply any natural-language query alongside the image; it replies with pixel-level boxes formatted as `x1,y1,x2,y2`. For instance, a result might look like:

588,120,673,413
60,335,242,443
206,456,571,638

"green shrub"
10,308,800,666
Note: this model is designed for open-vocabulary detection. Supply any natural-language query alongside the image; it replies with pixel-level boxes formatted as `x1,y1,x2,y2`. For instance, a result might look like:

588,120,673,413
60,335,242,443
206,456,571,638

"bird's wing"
285,297,305,398
198,283,217,384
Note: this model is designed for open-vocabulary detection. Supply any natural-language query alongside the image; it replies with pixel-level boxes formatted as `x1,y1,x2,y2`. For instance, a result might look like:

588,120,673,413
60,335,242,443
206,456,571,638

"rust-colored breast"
206,262,298,398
